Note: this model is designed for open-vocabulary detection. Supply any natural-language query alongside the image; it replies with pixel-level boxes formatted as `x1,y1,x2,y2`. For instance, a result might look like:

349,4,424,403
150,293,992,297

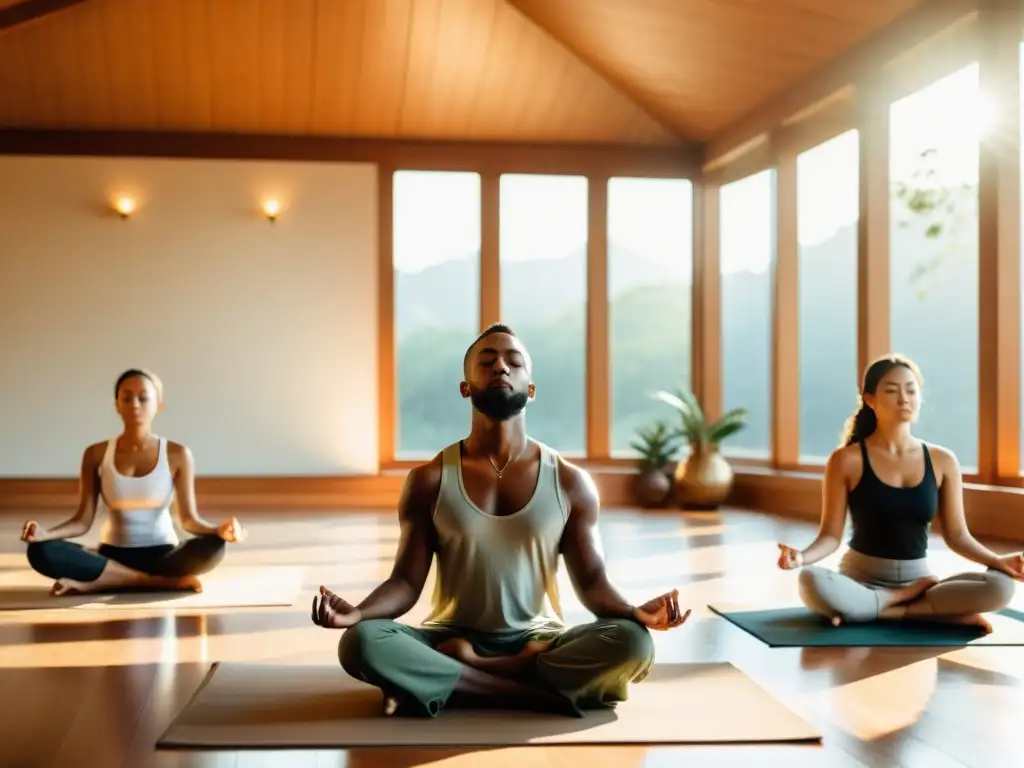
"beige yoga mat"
0,565,305,610
158,661,822,747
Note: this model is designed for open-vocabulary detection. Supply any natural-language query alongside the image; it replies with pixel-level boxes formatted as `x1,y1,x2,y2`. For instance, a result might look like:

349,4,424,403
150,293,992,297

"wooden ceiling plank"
508,0,686,142
354,0,414,137
309,0,366,135
509,0,921,141
705,0,981,168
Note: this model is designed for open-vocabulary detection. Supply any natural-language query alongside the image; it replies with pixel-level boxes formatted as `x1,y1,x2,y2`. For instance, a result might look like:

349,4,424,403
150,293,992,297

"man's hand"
632,589,691,631
311,585,362,629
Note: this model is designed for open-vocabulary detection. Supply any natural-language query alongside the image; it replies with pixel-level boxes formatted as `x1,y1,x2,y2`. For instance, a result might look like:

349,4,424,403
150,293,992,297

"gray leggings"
799,549,1017,623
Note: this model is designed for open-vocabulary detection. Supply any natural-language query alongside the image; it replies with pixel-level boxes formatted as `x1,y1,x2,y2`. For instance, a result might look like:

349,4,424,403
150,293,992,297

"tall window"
720,169,775,457
393,171,481,457
499,174,588,454
607,178,693,454
889,64,982,471
797,131,860,461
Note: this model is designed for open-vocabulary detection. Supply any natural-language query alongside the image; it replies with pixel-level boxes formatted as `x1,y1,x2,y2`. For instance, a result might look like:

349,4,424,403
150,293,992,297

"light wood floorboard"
0,507,1021,767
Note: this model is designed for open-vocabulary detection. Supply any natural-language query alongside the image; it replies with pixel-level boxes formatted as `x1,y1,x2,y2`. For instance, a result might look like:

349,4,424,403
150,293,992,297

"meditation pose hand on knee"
20,368,245,597
310,324,688,718
776,355,1020,632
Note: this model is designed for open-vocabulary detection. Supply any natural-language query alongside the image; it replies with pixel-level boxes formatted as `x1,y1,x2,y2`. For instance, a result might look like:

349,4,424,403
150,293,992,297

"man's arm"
557,458,635,621
354,459,440,621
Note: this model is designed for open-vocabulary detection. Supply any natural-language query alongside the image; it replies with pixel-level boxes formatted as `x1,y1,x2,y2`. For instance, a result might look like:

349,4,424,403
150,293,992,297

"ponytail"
841,401,877,446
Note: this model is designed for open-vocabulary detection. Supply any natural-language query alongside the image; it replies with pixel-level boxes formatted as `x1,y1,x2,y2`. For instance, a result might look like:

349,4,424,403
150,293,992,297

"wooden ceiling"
0,0,927,147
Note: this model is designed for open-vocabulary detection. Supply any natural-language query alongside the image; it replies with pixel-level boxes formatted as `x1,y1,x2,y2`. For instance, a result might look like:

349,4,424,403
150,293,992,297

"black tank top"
847,440,938,560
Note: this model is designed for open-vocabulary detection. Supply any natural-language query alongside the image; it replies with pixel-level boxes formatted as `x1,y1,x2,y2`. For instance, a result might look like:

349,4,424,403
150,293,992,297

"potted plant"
652,386,748,510
629,419,683,507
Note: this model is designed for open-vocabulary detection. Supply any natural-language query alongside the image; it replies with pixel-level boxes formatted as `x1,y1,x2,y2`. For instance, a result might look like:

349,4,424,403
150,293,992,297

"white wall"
0,155,379,477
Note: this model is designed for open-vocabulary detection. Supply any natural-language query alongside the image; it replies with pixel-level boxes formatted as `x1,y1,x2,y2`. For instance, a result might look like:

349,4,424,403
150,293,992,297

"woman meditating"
777,354,1021,632
20,368,245,596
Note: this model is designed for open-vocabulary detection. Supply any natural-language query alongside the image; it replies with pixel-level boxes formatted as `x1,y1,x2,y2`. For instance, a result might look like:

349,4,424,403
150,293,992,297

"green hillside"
394,182,980,468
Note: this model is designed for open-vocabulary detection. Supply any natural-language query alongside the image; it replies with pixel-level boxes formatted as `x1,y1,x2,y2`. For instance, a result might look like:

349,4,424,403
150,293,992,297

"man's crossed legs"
338,617,655,718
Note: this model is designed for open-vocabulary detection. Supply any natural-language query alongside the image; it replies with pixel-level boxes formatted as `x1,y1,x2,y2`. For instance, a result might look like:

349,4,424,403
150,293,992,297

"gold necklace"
488,450,518,479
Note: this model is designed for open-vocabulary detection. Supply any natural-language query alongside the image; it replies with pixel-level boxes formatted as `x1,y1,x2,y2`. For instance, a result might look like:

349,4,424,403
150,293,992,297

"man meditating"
311,323,689,717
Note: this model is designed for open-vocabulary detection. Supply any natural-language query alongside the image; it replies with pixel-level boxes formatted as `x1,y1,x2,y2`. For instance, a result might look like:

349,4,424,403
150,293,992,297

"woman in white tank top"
18,368,247,597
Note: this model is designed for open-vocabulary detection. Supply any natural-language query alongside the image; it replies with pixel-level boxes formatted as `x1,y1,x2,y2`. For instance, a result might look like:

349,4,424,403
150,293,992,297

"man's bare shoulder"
398,452,444,520
554,453,600,517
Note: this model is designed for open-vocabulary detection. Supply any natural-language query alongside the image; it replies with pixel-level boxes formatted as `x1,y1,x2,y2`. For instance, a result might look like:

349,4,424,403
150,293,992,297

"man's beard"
469,386,529,421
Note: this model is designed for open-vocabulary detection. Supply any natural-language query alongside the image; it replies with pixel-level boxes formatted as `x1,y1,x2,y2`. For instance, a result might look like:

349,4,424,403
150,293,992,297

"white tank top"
421,440,569,635
98,436,179,548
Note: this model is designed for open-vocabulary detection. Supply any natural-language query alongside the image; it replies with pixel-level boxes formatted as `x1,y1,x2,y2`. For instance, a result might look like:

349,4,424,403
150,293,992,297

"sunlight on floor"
806,657,939,740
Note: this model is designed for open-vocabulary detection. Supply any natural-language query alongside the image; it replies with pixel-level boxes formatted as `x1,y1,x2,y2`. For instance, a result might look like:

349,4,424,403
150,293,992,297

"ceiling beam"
0,128,704,178
0,0,87,34
704,0,981,170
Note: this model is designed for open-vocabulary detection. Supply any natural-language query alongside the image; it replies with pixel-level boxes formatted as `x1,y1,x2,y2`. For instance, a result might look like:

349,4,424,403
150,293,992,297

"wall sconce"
262,198,281,223
113,195,136,220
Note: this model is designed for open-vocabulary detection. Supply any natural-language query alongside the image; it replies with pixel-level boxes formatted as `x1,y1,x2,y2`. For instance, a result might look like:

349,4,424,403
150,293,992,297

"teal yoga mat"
708,604,1024,647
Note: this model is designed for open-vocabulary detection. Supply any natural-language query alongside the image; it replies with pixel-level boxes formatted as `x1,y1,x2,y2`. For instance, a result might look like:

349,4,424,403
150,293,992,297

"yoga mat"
0,565,306,611
157,661,821,748
709,603,1024,647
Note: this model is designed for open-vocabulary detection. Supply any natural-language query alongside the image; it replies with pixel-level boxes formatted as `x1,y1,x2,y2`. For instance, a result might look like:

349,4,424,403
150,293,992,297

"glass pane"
393,171,480,457
797,130,860,461
607,178,693,455
499,174,588,454
889,63,981,470
720,169,774,457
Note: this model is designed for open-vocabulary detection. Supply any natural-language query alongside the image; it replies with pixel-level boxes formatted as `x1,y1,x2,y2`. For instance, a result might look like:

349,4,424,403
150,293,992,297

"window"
393,171,480,457
889,64,981,471
607,178,693,454
720,169,775,457
498,174,588,454
797,131,860,461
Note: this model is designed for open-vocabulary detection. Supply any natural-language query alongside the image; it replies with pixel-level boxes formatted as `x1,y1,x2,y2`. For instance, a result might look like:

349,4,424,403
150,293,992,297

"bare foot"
829,577,940,626
51,573,202,597
175,575,203,593
951,613,993,633
436,637,552,680
909,612,993,633
518,639,553,657
52,578,97,596
880,576,940,609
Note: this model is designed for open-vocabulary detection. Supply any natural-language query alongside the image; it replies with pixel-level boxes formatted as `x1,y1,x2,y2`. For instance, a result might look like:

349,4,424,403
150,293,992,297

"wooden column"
377,167,396,467
772,134,800,467
692,180,722,421
479,173,501,329
977,0,1022,481
586,176,610,460
855,83,891,377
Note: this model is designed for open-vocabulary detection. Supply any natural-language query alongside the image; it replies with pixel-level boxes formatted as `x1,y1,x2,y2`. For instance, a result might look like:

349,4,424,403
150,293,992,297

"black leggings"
26,536,226,582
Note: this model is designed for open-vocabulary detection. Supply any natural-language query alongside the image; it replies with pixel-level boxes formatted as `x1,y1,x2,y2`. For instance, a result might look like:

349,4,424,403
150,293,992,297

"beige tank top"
421,440,569,635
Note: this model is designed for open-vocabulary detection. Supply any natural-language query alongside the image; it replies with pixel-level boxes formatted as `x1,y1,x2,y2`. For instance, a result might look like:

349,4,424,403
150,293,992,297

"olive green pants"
337,617,655,718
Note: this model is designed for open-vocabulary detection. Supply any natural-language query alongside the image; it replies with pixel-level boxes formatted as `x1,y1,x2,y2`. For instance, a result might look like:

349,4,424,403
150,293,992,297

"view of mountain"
393,183,981,469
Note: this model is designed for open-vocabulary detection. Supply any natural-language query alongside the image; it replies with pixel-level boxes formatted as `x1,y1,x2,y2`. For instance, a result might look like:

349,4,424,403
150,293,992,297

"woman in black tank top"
775,355,1022,632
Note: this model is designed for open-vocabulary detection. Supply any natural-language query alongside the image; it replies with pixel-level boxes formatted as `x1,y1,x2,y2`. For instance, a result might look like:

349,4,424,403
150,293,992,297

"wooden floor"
1,506,1022,768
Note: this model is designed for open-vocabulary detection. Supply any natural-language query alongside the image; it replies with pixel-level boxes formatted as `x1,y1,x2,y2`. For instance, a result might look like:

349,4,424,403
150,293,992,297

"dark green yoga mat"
708,604,1024,647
